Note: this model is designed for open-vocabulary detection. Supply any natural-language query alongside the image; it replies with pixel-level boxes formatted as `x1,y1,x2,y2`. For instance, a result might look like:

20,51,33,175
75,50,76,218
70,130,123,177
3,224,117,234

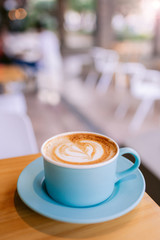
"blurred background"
0,0,159,204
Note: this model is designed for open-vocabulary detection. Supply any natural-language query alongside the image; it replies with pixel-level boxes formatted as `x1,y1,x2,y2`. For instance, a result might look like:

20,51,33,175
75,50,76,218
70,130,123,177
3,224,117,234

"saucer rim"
17,157,145,224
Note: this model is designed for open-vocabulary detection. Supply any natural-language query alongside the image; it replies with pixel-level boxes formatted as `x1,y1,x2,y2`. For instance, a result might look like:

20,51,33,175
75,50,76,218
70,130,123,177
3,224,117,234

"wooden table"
1,154,160,240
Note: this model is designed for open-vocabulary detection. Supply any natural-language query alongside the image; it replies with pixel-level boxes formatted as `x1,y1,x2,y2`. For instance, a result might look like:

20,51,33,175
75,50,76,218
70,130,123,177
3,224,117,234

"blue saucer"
17,156,145,224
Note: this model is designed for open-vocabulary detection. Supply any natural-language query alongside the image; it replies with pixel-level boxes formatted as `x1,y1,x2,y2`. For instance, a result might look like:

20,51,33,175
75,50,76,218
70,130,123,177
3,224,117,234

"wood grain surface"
0,154,160,240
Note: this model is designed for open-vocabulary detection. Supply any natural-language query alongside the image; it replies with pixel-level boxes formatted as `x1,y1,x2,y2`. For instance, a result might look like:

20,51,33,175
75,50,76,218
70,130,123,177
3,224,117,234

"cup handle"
115,147,140,182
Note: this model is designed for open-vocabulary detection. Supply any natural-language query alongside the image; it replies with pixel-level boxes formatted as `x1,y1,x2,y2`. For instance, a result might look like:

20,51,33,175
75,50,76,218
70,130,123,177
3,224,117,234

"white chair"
0,113,38,159
115,62,146,89
115,62,146,119
85,47,119,93
115,68,160,130
0,92,27,114
129,69,160,130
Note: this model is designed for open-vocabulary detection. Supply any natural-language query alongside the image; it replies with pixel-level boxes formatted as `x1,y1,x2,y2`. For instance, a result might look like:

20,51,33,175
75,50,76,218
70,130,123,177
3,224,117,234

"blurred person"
35,21,63,104
35,21,63,72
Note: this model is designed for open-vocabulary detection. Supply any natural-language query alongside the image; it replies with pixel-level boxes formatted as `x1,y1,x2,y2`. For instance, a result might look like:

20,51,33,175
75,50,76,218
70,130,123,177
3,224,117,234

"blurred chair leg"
129,99,154,131
115,98,130,119
115,71,127,89
85,71,98,88
96,72,113,94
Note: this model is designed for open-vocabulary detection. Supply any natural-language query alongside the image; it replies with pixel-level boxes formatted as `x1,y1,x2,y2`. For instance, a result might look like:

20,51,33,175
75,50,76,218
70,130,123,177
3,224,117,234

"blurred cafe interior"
0,0,159,205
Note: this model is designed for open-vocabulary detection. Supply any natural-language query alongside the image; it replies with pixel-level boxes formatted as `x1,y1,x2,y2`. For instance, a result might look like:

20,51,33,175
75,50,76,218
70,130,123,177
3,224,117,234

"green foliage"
115,30,152,41
68,0,96,12
26,0,57,30
31,0,57,12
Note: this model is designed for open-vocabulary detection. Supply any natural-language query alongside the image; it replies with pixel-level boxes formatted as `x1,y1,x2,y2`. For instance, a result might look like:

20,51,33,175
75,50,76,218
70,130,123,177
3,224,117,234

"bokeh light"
8,8,27,21
15,8,27,20
8,9,16,20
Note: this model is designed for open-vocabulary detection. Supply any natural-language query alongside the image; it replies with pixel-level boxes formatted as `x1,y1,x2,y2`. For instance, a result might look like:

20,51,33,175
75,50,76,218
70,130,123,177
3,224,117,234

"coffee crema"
43,133,118,165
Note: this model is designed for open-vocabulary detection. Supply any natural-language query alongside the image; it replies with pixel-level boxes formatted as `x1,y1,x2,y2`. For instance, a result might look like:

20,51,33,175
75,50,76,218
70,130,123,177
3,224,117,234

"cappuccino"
43,133,118,165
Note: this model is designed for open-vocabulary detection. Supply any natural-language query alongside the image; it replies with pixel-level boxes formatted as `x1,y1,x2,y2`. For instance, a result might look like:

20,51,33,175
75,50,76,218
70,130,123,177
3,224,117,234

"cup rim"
41,131,119,169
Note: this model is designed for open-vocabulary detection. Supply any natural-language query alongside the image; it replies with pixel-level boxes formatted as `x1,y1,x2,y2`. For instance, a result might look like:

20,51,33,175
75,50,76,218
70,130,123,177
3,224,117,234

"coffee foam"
43,133,118,165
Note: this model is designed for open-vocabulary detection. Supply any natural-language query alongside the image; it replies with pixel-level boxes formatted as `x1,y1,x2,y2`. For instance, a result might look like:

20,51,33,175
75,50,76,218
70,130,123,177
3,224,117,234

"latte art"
55,140,104,163
43,133,118,165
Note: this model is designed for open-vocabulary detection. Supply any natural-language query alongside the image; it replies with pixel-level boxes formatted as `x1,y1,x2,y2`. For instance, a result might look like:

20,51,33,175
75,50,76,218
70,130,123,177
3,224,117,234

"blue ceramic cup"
41,132,140,207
